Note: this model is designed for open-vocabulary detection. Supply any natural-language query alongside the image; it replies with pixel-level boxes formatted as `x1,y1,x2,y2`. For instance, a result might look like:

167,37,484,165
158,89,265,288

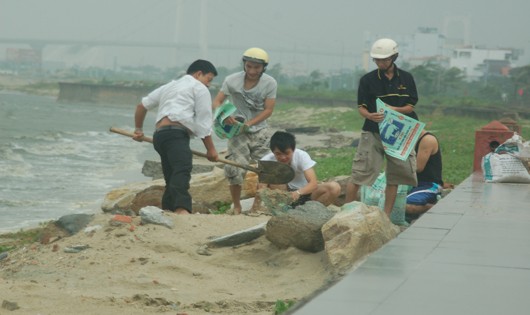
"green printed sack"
361,172,410,226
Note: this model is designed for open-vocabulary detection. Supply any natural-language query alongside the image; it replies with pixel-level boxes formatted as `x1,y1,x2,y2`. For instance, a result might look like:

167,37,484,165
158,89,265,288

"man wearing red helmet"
213,47,278,214
345,38,419,218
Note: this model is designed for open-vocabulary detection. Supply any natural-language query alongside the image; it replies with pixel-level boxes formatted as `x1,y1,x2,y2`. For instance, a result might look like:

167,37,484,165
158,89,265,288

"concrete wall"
56,83,530,120
57,82,154,105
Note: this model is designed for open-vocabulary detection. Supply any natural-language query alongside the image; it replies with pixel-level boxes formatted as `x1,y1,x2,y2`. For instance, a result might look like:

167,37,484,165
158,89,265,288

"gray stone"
206,222,267,247
64,244,90,253
139,206,174,229
142,160,164,179
55,213,94,235
265,201,336,253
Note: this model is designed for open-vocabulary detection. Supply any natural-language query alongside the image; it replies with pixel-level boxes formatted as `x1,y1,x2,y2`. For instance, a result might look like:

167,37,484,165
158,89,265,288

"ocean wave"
13,138,88,157
0,146,24,162
0,198,41,208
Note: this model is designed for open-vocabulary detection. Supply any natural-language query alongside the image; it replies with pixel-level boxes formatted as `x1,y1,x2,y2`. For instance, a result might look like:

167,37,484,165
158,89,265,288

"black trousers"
153,128,192,213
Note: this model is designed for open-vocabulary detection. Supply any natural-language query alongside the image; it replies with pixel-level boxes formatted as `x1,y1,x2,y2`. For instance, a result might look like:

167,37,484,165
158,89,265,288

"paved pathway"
292,173,530,315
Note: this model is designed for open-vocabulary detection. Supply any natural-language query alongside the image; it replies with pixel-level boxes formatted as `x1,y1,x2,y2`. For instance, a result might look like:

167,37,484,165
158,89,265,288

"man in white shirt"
133,59,219,214
251,131,341,211
212,48,278,214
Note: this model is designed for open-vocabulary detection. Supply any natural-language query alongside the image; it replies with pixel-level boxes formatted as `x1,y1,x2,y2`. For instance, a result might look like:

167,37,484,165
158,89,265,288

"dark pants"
153,128,192,213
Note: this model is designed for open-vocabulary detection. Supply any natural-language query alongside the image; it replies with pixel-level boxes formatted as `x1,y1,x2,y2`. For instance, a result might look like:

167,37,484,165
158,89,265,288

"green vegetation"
274,299,296,314
0,227,44,253
209,201,232,215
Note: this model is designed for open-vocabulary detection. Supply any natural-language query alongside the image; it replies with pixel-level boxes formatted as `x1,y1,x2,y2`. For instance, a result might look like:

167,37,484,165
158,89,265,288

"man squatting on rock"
251,131,341,210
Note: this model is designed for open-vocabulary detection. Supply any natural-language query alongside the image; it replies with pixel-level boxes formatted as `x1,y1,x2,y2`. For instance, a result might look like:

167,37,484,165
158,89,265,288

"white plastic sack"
482,133,530,183
482,153,530,183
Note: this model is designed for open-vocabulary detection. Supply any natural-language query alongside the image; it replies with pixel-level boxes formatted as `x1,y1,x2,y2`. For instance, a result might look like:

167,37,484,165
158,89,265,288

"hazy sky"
1,0,529,72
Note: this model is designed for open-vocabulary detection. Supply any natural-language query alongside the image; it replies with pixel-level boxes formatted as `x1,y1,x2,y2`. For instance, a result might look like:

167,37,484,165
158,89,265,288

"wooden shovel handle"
109,127,260,173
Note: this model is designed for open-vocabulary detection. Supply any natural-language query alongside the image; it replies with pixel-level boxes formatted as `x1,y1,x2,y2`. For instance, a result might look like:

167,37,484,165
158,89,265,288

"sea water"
0,92,223,233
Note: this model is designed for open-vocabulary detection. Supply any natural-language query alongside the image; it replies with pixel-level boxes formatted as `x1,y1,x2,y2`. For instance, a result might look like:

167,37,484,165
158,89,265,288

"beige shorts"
350,131,417,186
224,128,273,185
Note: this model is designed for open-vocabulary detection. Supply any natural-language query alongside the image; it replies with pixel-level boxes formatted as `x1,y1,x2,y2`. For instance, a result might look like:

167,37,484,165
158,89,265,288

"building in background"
450,46,520,81
365,26,522,82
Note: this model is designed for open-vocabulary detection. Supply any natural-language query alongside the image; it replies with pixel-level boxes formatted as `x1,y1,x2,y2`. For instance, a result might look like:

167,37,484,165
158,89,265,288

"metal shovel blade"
256,160,295,185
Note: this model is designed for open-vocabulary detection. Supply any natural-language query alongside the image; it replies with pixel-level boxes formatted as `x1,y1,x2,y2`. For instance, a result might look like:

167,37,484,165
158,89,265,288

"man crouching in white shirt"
251,131,341,211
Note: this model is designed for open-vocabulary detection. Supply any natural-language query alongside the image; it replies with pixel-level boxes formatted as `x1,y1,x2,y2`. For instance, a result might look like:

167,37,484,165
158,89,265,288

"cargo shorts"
407,182,442,205
224,128,273,185
350,131,417,186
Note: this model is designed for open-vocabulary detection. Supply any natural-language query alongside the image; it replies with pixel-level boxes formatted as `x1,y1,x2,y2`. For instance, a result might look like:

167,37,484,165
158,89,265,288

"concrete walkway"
292,173,530,315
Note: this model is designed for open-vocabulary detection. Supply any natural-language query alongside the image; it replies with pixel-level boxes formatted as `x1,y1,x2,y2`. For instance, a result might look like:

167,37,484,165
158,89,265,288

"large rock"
265,201,336,253
253,188,293,214
322,201,399,274
101,180,164,214
101,167,258,214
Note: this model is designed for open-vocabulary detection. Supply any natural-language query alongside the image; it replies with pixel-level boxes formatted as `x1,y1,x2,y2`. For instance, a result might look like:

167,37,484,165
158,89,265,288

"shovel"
109,127,295,185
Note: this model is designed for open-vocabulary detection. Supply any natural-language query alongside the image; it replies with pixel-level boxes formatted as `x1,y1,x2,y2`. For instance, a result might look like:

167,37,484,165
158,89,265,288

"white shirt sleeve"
192,86,214,139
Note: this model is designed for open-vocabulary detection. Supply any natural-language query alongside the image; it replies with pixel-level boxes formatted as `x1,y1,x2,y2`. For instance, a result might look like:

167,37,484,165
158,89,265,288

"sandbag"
361,172,410,226
481,133,530,183
482,153,530,183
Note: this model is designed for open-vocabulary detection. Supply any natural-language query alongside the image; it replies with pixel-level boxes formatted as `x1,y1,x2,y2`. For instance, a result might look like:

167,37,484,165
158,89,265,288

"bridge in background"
0,37,352,71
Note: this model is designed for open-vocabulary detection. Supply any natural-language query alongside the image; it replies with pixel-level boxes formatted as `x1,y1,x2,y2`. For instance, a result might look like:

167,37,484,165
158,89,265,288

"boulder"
39,213,95,244
141,160,164,179
253,188,293,214
101,167,258,214
322,201,399,273
265,201,336,253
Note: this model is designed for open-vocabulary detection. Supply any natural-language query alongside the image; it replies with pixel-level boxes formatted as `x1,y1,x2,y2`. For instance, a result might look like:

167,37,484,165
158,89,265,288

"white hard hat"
370,38,399,59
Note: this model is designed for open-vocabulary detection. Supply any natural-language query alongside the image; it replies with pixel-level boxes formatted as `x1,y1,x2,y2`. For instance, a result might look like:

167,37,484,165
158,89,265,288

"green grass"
0,227,44,253
271,103,530,186
209,201,232,214
306,147,354,180
274,299,296,314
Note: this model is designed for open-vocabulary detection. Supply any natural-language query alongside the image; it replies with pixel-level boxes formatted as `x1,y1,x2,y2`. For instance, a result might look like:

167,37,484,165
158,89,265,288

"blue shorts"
406,182,442,206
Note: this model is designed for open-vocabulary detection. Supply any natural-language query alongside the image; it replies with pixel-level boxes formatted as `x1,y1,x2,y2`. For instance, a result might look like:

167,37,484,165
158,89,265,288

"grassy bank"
272,103,530,185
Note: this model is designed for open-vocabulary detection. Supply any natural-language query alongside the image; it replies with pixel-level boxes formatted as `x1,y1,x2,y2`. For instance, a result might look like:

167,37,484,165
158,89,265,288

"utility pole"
199,0,208,58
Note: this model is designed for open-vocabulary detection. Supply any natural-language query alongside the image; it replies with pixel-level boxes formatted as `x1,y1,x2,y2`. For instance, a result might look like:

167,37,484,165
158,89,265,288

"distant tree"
298,70,326,91
267,63,282,80
409,63,441,95
266,63,289,86
509,65,530,104
410,62,465,97
440,67,465,96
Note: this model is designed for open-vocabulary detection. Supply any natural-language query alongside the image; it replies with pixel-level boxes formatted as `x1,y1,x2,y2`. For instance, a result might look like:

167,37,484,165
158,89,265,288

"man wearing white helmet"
345,38,419,218
213,47,278,214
